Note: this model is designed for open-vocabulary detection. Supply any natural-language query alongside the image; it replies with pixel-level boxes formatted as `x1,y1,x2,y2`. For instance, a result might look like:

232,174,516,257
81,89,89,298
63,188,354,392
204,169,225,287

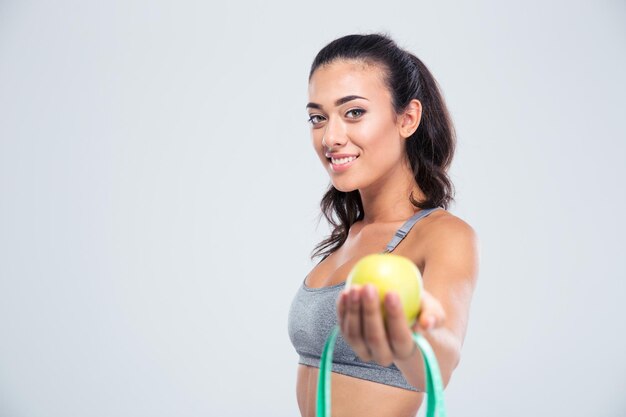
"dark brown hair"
309,32,456,263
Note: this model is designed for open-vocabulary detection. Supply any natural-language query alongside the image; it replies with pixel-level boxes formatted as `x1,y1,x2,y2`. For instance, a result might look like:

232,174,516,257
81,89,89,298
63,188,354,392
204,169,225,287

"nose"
321,117,347,150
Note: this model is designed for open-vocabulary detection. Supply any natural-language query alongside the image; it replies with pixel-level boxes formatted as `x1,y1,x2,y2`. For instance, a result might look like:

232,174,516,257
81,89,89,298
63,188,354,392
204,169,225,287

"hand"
337,283,446,366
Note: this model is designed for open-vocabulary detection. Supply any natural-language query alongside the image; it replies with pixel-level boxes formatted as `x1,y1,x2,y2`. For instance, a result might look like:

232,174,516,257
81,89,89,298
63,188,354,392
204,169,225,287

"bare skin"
297,59,480,416
297,214,432,417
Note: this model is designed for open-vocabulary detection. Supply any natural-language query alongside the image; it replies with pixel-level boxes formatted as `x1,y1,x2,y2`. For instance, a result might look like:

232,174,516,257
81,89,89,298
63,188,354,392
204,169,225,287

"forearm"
394,326,461,391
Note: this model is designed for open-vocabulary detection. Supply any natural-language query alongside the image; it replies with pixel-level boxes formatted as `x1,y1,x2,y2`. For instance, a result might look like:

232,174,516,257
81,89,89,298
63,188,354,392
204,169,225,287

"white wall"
0,1,624,416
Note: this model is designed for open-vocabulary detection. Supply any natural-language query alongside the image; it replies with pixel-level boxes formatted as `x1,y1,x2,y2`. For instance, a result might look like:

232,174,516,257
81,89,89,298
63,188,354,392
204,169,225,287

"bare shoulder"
420,208,481,287
424,209,480,249
413,209,480,358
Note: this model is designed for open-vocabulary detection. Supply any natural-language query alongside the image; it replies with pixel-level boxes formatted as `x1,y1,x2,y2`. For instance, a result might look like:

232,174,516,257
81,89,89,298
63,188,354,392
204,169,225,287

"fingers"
337,290,347,326
337,285,447,366
412,289,446,333
384,291,420,362
342,284,374,362
361,285,394,366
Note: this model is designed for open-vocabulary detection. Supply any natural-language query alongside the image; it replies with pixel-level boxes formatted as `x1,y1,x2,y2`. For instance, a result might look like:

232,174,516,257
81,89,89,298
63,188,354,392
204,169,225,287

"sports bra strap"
381,207,443,253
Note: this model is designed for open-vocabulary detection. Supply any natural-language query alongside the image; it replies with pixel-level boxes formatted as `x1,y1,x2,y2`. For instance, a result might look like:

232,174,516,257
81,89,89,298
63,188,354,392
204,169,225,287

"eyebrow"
306,95,368,110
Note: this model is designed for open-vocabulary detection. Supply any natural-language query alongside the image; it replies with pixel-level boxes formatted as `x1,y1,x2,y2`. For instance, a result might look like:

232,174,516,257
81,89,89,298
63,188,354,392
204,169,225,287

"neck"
358,160,425,225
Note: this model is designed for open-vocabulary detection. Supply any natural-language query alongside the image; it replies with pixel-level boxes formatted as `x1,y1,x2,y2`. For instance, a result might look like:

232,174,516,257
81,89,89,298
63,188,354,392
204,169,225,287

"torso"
297,208,449,417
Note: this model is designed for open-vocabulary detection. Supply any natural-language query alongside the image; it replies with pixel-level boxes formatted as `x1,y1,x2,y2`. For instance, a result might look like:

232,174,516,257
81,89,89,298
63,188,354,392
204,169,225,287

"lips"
328,155,359,172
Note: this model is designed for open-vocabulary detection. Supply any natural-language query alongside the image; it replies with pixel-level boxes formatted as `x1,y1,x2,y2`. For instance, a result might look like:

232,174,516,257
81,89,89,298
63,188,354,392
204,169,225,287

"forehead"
308,60,389,104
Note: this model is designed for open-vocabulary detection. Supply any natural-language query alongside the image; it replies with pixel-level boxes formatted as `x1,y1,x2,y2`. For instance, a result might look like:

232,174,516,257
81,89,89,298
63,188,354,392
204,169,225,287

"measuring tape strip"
316,325,447,417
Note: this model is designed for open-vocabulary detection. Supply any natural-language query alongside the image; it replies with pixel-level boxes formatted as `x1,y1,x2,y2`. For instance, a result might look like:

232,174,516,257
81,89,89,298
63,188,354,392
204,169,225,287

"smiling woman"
287,32,479,417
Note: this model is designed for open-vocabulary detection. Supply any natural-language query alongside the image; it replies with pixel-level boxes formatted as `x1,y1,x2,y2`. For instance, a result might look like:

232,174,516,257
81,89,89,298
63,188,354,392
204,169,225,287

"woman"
287,33,480,417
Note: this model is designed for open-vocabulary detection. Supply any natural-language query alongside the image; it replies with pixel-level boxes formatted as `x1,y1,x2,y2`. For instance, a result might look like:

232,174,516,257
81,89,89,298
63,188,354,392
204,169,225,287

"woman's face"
306,59,408,193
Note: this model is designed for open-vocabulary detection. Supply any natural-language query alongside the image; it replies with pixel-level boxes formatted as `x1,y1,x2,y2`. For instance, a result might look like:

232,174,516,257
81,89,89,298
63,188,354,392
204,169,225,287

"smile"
328,155,359,172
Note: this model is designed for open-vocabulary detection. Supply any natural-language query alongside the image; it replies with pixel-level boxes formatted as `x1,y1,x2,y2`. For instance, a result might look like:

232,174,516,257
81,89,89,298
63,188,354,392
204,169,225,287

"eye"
346,108,365,119
307,114,325,125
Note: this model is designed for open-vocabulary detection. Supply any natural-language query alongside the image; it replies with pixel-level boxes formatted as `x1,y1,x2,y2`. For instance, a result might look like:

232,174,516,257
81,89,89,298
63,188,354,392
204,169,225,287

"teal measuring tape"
316,325,446,417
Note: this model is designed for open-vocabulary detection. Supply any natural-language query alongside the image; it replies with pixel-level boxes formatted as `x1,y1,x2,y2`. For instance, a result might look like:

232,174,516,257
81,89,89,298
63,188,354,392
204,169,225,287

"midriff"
296,364,424,417
295,209,446,416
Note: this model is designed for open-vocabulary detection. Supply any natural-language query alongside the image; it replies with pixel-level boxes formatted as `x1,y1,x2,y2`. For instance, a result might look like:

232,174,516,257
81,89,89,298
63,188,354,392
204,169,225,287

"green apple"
345,253,423,326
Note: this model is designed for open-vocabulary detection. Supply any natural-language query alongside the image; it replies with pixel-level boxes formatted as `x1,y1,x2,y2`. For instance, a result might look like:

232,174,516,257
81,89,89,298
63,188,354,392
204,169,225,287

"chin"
331,180,360,193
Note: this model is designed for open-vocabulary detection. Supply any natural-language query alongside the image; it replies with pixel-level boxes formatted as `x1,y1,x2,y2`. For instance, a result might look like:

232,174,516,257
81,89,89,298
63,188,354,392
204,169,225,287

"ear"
398,99,422,139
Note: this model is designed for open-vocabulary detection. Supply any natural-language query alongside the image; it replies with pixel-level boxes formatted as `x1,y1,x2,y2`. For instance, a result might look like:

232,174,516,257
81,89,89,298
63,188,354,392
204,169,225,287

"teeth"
331,156,357,165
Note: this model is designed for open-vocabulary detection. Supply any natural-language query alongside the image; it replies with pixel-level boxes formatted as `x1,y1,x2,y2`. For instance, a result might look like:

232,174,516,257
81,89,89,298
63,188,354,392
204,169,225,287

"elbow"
440,338,462,389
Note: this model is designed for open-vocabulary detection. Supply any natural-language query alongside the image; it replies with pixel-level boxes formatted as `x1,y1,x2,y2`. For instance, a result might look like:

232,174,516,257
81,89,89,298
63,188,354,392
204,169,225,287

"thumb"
413,290,446,332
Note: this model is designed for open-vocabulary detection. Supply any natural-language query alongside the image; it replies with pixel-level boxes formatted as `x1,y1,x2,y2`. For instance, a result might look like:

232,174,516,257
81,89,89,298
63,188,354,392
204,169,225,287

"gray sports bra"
287,207,443,392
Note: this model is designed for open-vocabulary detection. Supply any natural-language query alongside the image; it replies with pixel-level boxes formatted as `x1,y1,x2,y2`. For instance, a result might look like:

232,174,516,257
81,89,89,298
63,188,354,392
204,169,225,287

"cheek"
311,139,332,169
352,113,394,142
312,135,325,158
310,131,321,148
356,132,404,175
352,121,396,154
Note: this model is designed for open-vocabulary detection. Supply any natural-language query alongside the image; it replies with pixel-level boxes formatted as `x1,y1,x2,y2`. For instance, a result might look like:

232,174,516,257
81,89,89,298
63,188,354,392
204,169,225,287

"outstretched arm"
394,217,480,389
337,216,480,390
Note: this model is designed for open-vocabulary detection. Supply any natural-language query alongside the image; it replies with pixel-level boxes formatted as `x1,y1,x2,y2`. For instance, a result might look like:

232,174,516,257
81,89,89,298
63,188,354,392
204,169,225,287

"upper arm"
421,215,480,353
